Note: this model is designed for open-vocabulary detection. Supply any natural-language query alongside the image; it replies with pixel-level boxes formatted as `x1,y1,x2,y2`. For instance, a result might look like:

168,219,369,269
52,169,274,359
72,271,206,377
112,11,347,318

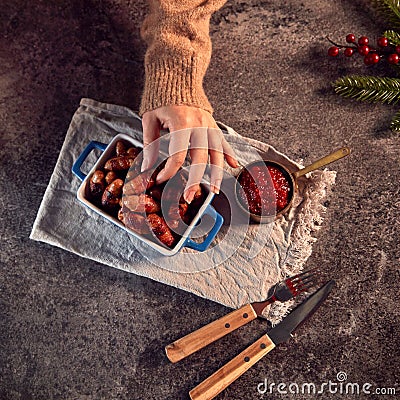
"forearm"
139,0,227,116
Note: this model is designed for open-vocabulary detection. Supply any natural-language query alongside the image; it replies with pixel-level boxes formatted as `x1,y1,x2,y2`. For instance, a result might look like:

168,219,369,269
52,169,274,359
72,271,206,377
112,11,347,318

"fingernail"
156,170,165,184
211,185,219,194
184,190,196,204
141,158,149,172
211,179,221,194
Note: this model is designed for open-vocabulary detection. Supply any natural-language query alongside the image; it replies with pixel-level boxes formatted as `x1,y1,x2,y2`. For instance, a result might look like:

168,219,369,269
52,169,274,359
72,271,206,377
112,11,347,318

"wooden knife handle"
165,304,257,363
189,334,275,400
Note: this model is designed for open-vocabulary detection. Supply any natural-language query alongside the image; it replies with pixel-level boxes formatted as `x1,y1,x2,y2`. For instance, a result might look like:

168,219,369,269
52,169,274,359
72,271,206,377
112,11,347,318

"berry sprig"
328,33,400,65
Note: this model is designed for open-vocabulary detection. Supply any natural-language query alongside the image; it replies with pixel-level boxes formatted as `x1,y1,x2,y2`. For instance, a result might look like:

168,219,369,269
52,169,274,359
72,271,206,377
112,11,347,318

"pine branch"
390,108,400,130
332,75,400,104
373,0,400,29
383,29,400,44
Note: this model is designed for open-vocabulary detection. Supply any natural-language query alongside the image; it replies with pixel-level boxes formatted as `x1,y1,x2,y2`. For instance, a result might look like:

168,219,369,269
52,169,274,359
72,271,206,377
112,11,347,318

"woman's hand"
141,105,238,203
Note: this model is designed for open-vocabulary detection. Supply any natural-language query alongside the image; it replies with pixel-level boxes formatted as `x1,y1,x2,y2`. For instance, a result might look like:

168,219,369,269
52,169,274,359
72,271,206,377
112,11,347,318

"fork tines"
285,267,319,295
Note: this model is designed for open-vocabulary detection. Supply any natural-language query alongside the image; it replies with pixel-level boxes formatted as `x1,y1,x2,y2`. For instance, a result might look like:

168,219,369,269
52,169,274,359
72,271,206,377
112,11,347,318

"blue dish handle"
184,204,224,252
72,141,107,181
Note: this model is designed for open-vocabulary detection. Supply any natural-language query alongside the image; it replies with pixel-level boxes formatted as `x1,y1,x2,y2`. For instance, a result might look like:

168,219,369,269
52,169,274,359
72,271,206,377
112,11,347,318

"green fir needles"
389,108,400,130
333,75,400,104
373,0,400,30
383,29,400,45
331,0,400,131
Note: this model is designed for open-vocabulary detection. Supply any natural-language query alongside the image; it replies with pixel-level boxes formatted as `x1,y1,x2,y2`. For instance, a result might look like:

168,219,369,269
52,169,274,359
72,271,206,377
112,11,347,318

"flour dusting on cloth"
30,98,336,324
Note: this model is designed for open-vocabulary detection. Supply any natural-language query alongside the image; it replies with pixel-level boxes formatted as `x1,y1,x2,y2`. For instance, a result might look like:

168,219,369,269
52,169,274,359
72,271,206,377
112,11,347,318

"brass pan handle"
293,146,351,179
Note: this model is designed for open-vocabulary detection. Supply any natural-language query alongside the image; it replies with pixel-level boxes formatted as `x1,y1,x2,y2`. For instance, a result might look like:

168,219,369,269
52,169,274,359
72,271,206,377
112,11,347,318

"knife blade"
189,280,335,400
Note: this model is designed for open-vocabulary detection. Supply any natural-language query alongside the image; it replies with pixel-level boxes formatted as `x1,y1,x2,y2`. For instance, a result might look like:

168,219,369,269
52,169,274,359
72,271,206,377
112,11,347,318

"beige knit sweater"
139,0,227,116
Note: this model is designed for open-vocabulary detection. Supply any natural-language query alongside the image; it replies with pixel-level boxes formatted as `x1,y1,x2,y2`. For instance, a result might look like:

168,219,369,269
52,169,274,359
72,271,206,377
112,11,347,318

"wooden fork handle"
189,334,276,400
165,304,257,363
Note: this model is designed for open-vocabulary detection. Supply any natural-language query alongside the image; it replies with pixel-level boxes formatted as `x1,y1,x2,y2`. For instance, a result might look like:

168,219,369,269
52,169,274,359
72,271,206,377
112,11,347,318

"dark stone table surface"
1,1,398,399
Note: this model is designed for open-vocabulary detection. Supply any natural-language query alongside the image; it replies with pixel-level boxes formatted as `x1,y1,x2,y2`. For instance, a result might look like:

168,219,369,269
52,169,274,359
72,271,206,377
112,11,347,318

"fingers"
208,129,224,194
142,107,239,200
185,128,208,203
156,128,191,184
221,136,239,168
141,113,161,172
208,128,239,194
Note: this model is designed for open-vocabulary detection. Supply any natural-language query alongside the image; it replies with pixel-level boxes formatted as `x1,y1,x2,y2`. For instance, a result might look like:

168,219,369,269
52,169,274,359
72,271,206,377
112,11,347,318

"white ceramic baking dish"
71,133,223,256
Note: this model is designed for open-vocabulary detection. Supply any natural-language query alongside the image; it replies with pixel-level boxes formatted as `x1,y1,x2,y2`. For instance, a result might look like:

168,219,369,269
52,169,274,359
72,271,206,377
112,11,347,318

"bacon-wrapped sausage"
89,170,105,198
162,170,187,203
122,194,160,214
101,178,124,209
105,171,118,185
123,210,149,235
167,202,189,221
115,140,127,156
123,169,155,196
126,146,140,159
104,156,134,171
146,214,176,247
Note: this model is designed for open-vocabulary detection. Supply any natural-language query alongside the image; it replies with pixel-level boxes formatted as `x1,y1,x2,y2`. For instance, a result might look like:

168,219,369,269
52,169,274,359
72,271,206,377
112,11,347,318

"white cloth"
30,98,336,324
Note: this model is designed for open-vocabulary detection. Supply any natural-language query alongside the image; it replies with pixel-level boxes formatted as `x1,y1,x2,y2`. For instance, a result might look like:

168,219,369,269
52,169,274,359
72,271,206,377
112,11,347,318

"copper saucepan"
235,146,351,223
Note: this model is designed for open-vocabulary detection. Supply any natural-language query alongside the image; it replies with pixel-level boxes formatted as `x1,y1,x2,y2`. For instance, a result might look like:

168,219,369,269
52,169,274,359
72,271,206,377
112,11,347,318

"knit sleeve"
139,0,227,116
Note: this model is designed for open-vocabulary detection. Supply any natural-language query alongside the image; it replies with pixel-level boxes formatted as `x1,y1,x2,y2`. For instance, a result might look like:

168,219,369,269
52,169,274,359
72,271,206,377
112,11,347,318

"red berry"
388,53,399,64
358,36,369,45
364,54,373,65
364,53,380,65
395,46,400,54
344,47,354,57
377,37,388,47
346,33,356,43
358,45,370,56
328,46,340,56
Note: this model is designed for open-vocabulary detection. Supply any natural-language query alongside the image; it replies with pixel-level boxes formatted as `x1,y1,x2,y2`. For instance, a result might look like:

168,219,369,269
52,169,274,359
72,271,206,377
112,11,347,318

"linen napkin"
30,98,336,323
